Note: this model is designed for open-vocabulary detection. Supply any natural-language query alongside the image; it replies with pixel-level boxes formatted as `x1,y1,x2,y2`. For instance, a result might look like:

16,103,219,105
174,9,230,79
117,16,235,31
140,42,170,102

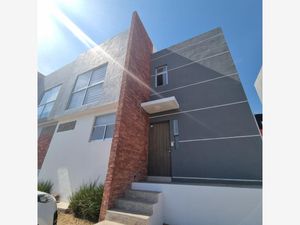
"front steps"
97,189,162,225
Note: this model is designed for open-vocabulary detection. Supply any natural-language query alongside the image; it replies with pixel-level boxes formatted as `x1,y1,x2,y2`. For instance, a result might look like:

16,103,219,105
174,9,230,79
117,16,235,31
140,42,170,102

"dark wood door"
148,121,171,176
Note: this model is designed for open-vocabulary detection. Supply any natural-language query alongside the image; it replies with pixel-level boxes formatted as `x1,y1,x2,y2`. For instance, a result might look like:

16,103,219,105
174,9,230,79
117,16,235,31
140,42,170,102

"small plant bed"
57,211,93,225
69,182,104,223
38,180,53,194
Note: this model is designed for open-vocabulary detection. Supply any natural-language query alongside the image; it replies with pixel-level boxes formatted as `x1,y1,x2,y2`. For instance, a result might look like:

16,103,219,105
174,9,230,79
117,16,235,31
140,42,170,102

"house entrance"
148,121,171,176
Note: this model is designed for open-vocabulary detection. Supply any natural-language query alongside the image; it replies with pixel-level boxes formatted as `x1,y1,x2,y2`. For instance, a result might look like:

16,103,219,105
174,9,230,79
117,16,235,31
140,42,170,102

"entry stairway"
96,188,163,225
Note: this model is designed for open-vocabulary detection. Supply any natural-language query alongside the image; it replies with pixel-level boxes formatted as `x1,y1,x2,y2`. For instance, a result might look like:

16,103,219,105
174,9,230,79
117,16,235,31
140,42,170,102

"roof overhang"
141,96,179,114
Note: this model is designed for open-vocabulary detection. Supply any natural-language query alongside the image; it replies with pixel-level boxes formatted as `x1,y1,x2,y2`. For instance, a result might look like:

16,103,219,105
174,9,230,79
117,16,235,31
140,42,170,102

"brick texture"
99,12,153,220
38,124,57,169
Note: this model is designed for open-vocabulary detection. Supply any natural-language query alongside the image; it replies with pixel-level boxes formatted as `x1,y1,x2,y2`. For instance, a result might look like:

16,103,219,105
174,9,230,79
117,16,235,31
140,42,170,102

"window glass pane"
40,102,54,118
173,120,179,135
40,85,61,105
38,105,44,118
40,91,51,105
105,124,115,139
47,85,61,102
90,125,105,141
156,74,164,86
68,90,85,109
74,72,91,91
95,113,116,126
83,83,102,105
90,65,107,85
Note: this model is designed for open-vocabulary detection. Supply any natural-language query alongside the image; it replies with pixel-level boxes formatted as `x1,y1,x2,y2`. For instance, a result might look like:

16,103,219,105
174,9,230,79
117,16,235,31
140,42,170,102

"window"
155,65,168,87
68,64,107,109
38,85,61,119
90,113,116,141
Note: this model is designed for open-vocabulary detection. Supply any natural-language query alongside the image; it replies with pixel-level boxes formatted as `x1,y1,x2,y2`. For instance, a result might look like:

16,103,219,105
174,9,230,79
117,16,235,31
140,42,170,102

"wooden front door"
148,121,171,176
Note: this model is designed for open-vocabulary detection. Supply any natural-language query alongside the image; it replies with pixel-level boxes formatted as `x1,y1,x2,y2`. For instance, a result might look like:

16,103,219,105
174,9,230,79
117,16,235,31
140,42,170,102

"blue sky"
38,0,262,113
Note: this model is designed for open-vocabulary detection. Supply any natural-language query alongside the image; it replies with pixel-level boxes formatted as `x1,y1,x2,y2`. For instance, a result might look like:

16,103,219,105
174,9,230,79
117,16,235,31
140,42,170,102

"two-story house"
38,12,262,225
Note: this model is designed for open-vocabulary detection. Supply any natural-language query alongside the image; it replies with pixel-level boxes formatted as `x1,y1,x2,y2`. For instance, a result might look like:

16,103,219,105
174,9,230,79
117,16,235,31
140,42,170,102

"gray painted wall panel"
151,35,229,75
151,28,222,60
152,52,237,78
151,61,239,94
151,75,247,113
150,102,259,140
150,28,262,181
172,137,262,180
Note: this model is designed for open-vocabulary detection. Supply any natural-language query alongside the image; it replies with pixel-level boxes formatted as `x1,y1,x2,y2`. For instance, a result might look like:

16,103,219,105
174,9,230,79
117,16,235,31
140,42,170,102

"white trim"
172,176,261,183
178,134,261,143
151,33,223,61
151,73,238,96
149,100,248,119
151,51,230,76
154,65,168,87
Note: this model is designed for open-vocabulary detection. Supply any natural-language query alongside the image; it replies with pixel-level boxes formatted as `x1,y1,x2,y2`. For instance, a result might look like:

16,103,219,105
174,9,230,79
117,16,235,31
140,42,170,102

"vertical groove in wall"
99,12,153,221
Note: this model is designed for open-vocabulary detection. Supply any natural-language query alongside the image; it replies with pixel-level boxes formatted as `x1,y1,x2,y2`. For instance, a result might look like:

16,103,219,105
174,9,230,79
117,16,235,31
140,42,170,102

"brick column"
38,124,57,169
99,12,153,220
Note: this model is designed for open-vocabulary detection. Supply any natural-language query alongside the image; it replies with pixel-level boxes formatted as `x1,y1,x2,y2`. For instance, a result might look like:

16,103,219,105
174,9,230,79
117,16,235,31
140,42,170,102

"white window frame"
89,113,116,141
89,122,115,141
38,84,61,119
155,65,168,87
67,63,107,109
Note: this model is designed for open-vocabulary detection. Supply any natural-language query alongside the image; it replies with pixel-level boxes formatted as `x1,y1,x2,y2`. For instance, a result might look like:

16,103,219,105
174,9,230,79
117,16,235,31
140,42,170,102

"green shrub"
69,182,104,222
38,180,53,194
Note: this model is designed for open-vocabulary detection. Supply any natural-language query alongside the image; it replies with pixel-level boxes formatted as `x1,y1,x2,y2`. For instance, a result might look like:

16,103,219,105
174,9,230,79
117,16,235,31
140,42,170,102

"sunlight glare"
38,0,57,40
38,0,162,96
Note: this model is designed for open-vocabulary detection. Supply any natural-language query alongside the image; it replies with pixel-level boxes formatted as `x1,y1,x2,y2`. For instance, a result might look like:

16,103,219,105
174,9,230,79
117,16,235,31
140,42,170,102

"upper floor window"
90,113,116,141
155,65,168,87
68,64,107,109
38,85,61,119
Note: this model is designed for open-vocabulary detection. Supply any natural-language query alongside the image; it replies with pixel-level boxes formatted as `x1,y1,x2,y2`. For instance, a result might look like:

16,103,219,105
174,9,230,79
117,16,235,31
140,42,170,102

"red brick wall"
99,12,153,220
38,124,57,169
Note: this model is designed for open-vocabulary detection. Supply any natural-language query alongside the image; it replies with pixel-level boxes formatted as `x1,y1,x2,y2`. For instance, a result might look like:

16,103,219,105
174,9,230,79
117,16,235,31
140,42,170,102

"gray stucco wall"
38,30,129,124
150,28,262,181
38,72,45,103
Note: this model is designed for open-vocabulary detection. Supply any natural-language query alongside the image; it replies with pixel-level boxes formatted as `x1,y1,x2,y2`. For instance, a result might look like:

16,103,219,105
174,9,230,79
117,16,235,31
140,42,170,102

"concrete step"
95,221,124,225
115,198,154,216
125,189,160,204
106,209,150,225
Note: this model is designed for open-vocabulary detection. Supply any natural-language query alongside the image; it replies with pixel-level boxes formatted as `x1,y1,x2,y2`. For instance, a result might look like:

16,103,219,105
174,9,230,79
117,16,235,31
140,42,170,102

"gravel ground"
57,211,94,225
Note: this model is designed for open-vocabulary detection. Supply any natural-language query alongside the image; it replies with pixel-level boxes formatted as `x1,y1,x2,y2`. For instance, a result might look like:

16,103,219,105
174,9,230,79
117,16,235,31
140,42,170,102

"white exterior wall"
132,182,262,225
39,109,115,202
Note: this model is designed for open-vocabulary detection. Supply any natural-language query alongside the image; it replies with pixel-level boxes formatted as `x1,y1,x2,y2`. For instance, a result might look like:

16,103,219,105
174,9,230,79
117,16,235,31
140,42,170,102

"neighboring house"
255,113,263,135
255,68,262,103
38,12,262,225
254,68,262,135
